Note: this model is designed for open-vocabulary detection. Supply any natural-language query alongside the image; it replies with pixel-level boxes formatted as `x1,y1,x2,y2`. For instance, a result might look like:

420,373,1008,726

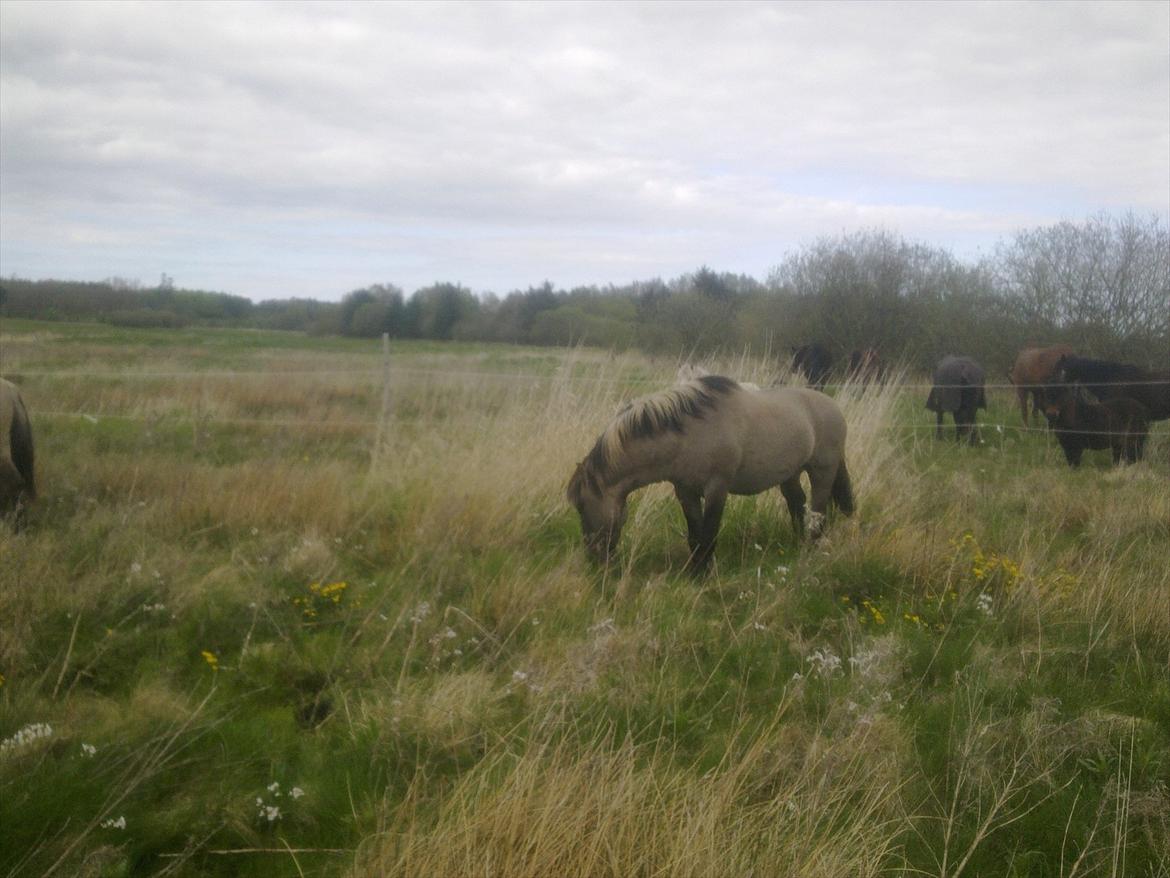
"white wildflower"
807,647,842,679
410,601,431,624
101,816,127,830
290,787,304,800
589,618,616,635
1,722,53,755
81,743,97,758
976,592,993,617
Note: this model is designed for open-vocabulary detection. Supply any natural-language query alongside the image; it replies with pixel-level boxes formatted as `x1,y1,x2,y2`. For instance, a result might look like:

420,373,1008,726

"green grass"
2,321,1168,876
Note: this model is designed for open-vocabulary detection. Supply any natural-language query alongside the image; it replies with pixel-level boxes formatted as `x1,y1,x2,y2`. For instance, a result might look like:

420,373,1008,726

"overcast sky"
1,1,1167,301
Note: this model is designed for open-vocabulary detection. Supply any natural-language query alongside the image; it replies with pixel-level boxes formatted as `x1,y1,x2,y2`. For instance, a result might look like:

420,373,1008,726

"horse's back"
1011,345,1073,384
928,356,986,412
737,387,846,471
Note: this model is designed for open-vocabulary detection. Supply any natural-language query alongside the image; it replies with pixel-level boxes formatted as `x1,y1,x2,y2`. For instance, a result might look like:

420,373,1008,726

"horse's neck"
604,441,676,497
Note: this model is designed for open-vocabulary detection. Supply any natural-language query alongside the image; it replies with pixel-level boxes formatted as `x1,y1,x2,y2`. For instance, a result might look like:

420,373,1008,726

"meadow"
1,318,1168,877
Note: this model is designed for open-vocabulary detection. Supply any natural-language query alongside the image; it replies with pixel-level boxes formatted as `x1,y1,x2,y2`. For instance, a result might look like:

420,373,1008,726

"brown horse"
1009,345,1074,425
1,378,35,521
567,375,853,572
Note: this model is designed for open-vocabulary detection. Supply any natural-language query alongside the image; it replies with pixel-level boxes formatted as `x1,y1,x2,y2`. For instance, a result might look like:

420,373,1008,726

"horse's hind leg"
779,476,806,539
805,464,838,539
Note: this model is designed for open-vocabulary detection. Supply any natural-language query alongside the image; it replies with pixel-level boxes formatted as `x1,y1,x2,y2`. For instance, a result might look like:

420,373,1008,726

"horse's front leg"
688,484,728,574
779,476,806,539
1016,386,1030,426
673,485,704,558
935,411,944,440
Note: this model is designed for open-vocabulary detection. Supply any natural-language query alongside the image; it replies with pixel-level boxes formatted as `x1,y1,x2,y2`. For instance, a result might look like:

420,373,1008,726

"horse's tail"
2,385,35,500
10,399,35,499
832,459,854,517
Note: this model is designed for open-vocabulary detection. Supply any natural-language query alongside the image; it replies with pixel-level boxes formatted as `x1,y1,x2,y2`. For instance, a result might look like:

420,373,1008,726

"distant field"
2,320,1168,877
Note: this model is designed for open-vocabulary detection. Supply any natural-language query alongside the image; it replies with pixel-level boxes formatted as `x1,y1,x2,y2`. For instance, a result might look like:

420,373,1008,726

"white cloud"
1,0,1166,298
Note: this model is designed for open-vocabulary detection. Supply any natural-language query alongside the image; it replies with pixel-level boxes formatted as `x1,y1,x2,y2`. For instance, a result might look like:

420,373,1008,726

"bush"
105,309,189,329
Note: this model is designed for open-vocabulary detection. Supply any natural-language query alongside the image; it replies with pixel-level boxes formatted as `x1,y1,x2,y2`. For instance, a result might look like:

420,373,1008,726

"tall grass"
2,323,1168,877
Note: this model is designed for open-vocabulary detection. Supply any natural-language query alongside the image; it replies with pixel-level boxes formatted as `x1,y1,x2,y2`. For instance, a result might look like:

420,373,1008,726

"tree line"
2,212,1166,373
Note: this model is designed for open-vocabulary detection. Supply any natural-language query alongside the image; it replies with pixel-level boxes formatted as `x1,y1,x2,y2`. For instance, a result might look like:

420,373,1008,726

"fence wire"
9,364,1170,392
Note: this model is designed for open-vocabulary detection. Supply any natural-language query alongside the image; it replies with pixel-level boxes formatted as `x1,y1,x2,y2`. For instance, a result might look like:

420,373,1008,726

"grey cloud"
1,0,1166,298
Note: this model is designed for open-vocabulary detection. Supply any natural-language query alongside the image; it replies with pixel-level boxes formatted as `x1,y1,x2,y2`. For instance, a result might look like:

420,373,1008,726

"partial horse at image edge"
1,377,36,520
567,375,853,572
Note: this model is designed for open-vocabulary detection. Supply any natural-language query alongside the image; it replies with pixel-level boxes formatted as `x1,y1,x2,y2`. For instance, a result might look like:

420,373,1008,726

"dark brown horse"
848,348,883,384
791,343,833,391
567,375,853,573
1055,355,1169,422
1,378,35,521
1009,344,1074,425
1043,383,1149,467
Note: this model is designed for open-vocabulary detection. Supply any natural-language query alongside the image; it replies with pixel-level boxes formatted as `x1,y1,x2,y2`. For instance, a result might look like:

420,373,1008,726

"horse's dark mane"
577,375,740,491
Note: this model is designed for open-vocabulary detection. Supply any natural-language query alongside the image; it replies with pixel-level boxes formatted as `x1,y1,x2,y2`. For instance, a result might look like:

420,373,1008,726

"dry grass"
3,326,1168,877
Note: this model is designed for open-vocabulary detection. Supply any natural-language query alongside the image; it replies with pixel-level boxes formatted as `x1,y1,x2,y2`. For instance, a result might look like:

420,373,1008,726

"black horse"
1043,382,1149,467
1055,355,1169,421
792,343,833,390
848,347,883,384
926,356,986,445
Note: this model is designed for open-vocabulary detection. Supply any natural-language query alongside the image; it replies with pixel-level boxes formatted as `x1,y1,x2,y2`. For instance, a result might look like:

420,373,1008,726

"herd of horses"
1,343,1165,572
568,343,1167,571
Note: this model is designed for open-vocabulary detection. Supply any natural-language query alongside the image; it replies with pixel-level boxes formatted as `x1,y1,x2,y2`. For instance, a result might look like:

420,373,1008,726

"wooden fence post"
370,333,392,477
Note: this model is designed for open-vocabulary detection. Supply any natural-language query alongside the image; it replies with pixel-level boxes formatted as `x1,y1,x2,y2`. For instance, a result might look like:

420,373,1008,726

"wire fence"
8,364,1170,392
17,359,1168,442
30,407,1162,438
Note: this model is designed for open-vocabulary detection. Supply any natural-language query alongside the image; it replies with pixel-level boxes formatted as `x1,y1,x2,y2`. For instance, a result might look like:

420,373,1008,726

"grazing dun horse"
567,375,853,572
1,378,35,521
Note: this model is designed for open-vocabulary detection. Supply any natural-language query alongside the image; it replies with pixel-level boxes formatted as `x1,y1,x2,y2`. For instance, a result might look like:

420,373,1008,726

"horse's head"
1043,381,1076,423
567,461,626,564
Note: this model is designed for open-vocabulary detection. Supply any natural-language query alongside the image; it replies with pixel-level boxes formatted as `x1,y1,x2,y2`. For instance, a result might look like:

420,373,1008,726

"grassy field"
2,319,1168,877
